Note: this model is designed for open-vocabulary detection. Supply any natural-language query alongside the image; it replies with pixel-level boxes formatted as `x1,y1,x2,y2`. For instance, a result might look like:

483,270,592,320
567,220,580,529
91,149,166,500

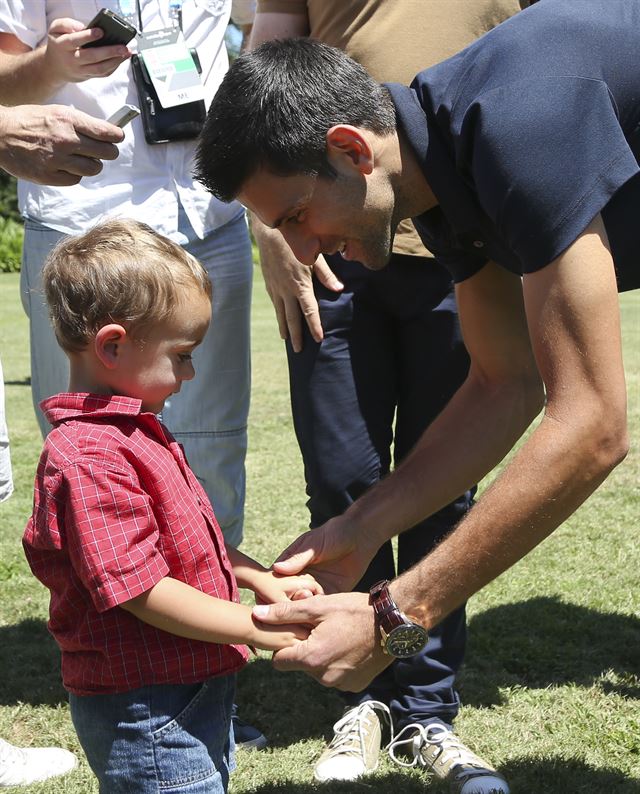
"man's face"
238,166,397,270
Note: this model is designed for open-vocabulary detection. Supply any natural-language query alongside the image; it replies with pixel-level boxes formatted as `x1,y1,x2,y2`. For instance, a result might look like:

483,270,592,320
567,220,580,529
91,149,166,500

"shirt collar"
41,393,145,426
385,81,487,241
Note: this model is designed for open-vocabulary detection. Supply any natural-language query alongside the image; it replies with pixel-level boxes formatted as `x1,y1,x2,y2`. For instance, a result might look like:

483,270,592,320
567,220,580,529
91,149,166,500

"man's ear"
326,125,374,175
94,324,128,370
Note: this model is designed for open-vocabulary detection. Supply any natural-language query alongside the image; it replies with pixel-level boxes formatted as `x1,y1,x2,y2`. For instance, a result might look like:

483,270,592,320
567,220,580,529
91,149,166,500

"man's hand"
252,218,343,351
44,17,131,84
272,516,379,595
249,569,324,605
253,592,391,690
0,104,123,185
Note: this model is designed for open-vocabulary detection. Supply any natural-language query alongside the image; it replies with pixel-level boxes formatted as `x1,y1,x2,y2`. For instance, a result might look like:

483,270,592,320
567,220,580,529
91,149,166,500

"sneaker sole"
236,735,268,751
314,760,378,783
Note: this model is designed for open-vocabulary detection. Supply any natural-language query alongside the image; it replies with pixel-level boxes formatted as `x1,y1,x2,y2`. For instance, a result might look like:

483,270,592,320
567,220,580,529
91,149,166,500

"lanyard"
118,1,183,32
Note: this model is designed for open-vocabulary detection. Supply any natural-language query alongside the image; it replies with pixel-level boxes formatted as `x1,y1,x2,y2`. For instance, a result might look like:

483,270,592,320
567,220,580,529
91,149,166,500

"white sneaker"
314,700,391,782
388,722,509,794
0,737,77,788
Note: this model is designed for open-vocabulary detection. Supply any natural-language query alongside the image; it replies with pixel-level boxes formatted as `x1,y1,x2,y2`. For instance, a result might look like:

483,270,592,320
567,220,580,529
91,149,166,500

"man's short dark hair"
194,38,396,202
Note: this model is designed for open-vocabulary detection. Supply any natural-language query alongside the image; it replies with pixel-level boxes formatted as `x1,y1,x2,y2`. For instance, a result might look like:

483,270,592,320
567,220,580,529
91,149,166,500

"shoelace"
387,723,493,782
328,700,392,755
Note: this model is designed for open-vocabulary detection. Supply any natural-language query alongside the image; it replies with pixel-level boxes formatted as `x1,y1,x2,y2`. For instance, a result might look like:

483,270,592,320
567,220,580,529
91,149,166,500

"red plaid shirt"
24,393,249,695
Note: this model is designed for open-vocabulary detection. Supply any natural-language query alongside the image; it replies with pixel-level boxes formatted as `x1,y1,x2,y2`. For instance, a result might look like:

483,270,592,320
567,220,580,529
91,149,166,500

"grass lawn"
0,269,638,793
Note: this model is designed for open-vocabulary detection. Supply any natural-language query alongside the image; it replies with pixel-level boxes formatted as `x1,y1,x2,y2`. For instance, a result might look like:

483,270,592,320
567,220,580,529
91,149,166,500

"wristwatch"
369,579,429,658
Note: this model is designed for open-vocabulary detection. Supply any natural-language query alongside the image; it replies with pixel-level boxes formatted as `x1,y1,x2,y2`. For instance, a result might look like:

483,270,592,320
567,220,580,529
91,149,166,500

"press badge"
138,27,204,109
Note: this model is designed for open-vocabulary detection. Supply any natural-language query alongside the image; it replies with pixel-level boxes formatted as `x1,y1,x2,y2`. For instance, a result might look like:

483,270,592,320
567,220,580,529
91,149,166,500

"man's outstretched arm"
257,215,627,690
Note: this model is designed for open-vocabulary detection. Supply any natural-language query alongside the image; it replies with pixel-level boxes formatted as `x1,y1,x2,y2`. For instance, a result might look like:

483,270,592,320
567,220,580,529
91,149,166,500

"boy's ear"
326,125,374,175
94,324,128,370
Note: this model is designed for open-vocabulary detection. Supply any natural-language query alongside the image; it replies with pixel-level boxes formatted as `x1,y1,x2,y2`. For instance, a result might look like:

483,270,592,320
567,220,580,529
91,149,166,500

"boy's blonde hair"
42,218,212,353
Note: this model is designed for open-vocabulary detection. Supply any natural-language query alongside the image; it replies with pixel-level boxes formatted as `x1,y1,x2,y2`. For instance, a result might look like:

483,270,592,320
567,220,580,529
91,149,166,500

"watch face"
386,624,429,658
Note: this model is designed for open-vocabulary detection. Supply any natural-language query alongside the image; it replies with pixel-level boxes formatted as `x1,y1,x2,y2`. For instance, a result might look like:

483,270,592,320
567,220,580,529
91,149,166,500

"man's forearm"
391,401,625,630
344,362,544,554
0,47,64,104
388,220,629,630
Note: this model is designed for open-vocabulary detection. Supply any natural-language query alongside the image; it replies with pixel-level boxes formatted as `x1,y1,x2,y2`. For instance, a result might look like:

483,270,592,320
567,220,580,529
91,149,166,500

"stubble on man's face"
332,170,396,271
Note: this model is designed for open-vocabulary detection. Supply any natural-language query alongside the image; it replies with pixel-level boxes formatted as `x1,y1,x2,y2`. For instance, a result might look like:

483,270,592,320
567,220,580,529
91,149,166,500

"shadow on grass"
461,596,640,706
0,618,67,707
235,757,640,794
236,658,343,747
4,377,30,386
237,597,640,748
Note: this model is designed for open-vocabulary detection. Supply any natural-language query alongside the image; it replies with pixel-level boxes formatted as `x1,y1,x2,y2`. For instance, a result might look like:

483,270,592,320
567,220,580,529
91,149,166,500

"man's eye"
178,353,193,362
287,210,306,225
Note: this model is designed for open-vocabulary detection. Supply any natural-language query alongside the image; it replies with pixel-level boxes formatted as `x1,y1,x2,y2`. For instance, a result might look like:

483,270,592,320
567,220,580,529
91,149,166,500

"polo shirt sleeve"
0,0,47,49
62,457,169,613
463,76,639,271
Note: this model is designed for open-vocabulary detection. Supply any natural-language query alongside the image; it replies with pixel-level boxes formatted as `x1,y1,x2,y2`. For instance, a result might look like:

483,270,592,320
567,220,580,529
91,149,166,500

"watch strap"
369,579,407,638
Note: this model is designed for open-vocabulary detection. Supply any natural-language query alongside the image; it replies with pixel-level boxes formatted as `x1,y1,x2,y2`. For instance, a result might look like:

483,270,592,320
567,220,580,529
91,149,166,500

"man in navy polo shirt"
196,0,638,698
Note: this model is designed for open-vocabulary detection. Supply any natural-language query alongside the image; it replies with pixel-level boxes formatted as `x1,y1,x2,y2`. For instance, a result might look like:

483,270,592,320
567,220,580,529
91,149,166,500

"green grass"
0,271,639,793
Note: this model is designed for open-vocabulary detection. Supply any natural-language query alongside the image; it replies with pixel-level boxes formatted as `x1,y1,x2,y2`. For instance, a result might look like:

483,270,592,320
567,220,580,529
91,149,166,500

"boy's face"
114,292,212,414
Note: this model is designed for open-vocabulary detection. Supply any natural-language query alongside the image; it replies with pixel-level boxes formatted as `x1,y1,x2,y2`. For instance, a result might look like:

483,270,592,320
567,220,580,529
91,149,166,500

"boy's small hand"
250,617,311,652
252,570,324,605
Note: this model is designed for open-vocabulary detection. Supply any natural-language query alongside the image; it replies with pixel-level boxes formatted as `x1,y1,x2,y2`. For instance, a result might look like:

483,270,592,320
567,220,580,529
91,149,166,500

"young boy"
23,219,321,794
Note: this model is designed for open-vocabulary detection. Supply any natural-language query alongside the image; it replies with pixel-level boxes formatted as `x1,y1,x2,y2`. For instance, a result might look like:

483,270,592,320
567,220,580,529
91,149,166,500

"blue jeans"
287,253,473,730
20,209,252,547
69,675,236,794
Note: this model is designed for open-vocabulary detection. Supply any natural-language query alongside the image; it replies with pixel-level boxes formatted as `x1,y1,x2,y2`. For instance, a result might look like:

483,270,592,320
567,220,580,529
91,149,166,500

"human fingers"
313,255,344,293
287,574,324,600
73,48,131,76
297,574,324,596
272,531,320,575
54,154,105,179
66,108,125,146
297,284,323,346
39,170,84,187
291,588,314,600
74,132,121,161
270,295,290,342
283,294,305,351
270,640,313,673
47,17,87,37
48,18,124,55
253,598,321,626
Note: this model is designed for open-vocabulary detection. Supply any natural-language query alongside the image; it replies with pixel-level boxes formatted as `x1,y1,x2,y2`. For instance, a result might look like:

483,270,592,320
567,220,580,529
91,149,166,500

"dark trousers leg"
287,253,473,729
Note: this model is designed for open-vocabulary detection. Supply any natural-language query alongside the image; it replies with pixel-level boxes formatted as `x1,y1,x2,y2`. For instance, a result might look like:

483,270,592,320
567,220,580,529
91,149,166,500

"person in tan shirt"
248,2,523,792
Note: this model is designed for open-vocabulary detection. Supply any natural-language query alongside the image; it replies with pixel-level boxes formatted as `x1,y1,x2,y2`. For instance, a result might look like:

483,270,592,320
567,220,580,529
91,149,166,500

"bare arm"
0,21,130,105
260,216,628,689
0,103,123,185
120,576,310,652
273,259,544,592
227,545,323,602
392,214,627,627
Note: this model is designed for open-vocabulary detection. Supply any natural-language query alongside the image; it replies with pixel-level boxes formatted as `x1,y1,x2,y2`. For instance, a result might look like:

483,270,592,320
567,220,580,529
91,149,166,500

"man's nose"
281,227,318,267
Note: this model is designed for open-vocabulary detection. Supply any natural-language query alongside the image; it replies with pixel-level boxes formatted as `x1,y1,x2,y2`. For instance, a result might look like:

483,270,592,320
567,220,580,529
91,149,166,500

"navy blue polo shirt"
387,0,640,292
